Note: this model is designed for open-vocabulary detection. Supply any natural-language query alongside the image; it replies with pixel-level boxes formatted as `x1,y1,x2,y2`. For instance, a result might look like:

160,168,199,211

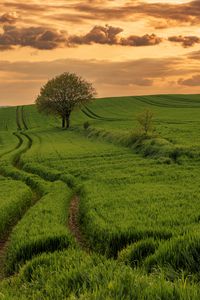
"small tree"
137,109,154,135
35,72,96,129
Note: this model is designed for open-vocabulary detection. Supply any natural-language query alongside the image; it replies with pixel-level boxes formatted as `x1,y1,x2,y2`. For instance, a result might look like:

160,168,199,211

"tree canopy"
35,72,97,128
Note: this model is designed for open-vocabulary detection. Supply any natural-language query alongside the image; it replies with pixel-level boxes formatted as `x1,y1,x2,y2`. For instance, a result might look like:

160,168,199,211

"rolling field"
0,94,200,299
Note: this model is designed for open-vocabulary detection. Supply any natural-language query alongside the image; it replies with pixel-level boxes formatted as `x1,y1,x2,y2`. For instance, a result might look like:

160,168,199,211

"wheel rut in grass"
17,108,90,253
0,106,90,277
0,236,8,280
69,195,90,253
0,107,42,279
16,106,22,131
21,106,28,130
0,191,40,280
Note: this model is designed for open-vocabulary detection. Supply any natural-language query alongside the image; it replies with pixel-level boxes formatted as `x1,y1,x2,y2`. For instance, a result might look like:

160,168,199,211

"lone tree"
35,72,96,129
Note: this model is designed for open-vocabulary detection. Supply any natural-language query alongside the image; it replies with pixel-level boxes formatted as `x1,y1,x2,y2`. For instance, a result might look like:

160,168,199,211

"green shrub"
137,109,154,136
83,121,90,130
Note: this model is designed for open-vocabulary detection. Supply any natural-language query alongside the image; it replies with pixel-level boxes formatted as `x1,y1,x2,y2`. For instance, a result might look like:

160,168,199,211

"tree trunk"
66,114,70,129
62,116,65,128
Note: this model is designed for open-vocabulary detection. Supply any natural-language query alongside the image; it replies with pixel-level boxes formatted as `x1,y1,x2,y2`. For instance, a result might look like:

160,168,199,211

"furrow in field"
1,109,87,273
0,109,42,278
82,106,126,121
19,132,90,253
21,106,28,130
0,190,38,280
16,107,22,131
0,133,22,160
68,195,90,252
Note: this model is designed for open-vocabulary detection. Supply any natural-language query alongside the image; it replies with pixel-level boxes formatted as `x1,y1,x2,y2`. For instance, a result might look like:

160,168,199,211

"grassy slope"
1,95,200,298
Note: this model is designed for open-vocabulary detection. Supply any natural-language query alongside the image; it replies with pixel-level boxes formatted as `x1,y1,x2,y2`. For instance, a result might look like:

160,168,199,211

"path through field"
0,107,42,278
69,195,89,252
0,106,88,278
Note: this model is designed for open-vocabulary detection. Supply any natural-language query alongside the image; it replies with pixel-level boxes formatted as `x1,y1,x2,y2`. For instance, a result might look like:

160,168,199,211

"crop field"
0,94,200,299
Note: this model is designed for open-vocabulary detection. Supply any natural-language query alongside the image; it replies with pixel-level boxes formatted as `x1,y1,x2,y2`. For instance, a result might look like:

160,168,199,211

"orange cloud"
178,75,200,86
0,12,18,24
69,25,123,45
0,56,197,105
168,35,200,47
0,25,68,50
0,24,164,50
71,1,200,26
120,34,162,46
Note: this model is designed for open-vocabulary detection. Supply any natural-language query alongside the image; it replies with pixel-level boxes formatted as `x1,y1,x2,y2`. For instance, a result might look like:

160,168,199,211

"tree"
137,109,154,135
35,72,97,129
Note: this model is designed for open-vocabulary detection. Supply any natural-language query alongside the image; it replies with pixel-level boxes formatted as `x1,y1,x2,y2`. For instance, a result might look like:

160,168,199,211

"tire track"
20,132,90,252
19,110,89,252
16,107,22,131
68,195,90,252
0,106,90,278
0,191,39,280
0,108,41,279
21,106,28,130
18,131,90,252
0,133,22,160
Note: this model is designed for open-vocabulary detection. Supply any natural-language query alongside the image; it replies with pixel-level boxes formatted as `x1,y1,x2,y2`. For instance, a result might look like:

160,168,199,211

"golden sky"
0,0,200,105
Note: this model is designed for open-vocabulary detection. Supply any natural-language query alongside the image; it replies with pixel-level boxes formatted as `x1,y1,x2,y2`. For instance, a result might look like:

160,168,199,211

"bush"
137,109,154,136
83,121,90,130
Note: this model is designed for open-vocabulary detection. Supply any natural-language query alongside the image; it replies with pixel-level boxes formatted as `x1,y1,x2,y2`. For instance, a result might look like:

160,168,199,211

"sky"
0,0,200,105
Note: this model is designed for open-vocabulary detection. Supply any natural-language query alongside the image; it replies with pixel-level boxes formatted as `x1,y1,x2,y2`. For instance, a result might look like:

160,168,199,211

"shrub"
83,121,90,130
137,109,154,136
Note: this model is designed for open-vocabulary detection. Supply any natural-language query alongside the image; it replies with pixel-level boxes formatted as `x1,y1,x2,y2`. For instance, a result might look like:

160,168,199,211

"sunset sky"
0,0,200,105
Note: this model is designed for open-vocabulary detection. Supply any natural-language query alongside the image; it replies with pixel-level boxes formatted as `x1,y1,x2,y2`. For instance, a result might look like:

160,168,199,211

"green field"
0,94,200,299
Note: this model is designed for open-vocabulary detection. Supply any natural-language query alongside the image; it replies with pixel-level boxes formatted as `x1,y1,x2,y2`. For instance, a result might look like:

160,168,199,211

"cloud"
0,24,163,50
178,75,200,86
69,25,123,45
188,50,200,60
168,35,200,48
1,3,48,12
69,25,162,47
0,12,18,24
120,34,162,46
1,22,200,51
0,25,68,50
0,56,195,105
71,0,200,27
1,0,200,29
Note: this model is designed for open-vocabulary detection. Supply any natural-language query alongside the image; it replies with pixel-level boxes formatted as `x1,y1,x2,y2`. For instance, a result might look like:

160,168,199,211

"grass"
22,127,200,258
1,249,200,300
0,177,32,239
5,180,74,274
0,94,200,297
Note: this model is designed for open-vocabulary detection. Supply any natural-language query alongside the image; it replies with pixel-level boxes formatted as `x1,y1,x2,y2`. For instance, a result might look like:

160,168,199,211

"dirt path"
68,195,90,252
0,237,8,279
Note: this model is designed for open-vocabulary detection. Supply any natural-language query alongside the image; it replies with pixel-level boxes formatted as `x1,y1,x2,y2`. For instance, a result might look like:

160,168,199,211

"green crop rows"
0,95,200,299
